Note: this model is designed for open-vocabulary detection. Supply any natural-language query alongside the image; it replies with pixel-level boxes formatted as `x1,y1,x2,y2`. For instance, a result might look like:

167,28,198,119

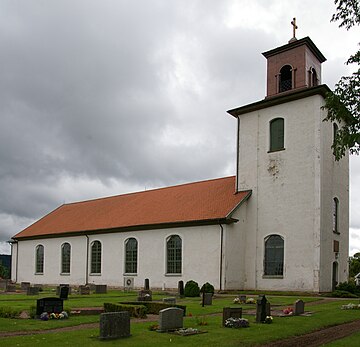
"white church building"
11,35,349,293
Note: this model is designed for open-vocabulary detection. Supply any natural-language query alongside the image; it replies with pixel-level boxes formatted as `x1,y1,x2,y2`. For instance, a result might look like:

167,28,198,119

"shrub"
184,280,200,297
0,306,22,318
200,282,214,294
330,290,358,298
336,280,358,294
103,303,147,318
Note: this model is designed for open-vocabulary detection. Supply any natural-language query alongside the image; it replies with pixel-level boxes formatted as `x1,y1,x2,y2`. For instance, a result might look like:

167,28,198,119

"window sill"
165,273,182,277
267,148,285,153
35,272,43,275
263,275,284,279
60,273,70,276
123,273,137,276
89,273,101,276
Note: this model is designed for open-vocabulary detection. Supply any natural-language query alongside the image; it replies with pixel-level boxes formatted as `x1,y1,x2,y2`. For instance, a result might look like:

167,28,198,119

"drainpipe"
85,235,89,285
219,224,224,291
235,116,240,193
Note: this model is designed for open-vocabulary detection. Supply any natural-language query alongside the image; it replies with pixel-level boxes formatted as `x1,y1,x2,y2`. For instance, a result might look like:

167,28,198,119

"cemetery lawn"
0,291,359,346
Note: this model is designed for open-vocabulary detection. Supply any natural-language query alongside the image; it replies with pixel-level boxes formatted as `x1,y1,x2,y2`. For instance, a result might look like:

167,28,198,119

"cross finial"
291,17,298,40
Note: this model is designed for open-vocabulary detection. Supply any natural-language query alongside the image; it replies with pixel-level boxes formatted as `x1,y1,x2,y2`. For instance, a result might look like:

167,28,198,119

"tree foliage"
323,0,360,160
349,252,360,277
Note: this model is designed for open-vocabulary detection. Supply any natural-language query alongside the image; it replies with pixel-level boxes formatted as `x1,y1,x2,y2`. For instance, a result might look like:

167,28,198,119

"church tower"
227,23,349,292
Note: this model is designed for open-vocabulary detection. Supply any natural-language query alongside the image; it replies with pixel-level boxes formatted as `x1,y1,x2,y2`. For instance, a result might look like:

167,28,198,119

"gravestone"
138,289,152,301
34,284,43,292
0,279,7,290
222,307,242,327
89,283,96,292
158,307,184,332
144,278,150,290
36,297,64,316
56,284,71,296
79,285,90,295
27,286,40,295
21,282,31,291
95,285,107,294
100,311,130,340
256,295,267,323
294,299,305,316
59,286,69,300
203,292,212,306
163,297,176,304
99,311,130,340
178,280,184,297
266,302,271,316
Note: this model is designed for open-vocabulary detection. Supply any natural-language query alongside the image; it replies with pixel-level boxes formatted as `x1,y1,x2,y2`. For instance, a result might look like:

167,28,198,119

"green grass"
323,331,360,346
0,290,359,346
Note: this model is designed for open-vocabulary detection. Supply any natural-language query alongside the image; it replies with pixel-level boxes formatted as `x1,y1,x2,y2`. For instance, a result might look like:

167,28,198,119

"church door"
332,261,338,291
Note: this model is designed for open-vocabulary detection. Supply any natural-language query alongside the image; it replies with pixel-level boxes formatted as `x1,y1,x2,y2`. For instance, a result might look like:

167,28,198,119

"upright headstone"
79,285,90,295
294,299,305,316
99,312,130,340
138,289,152,301
89,283,96,292
21,282,31,291
239,295,247,303
144,278,150,290
36,297,64,316
0,279,8,290
178,280,184,297
95,285,107,294
27,286,40,295
59,286,69,300
222,307,242,327
56,284,71,296
6,283,16,292
203,292,212,306
158,307,184,332
256,295,267,323
163,297,176,304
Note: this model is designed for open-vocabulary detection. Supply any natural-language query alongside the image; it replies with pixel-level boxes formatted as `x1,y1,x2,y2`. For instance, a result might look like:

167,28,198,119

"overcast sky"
0,0,359,255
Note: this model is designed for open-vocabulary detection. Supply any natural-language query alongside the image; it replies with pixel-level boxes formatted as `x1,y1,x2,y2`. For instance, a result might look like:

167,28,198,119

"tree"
323,0,360,160
349,252,360,277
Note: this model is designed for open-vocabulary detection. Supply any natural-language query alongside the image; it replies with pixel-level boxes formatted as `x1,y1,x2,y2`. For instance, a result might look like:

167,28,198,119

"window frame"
279,65,293,92
333,197,340,234
35,244,44,274
269,117,285,152
90,240,102,274
61,242,71,274
263,235,284,278
124,237,138,274
166,235,182,275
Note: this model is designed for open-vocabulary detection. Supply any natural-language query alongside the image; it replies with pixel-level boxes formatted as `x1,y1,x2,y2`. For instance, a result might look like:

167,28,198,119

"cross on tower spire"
289,17,298,43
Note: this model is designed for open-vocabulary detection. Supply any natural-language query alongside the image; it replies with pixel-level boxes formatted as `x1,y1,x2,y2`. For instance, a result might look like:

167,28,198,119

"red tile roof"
13,176,251,240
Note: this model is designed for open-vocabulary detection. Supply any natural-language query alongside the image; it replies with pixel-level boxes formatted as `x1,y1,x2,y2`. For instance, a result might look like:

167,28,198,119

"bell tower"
262,19,326,98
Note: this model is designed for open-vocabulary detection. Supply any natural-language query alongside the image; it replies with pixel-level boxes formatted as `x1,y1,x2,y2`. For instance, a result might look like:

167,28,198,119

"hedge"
121,301,186,316
103,303,147,318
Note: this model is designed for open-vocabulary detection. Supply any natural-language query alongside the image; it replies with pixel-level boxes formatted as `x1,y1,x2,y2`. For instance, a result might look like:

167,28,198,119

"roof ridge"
64,175,236,206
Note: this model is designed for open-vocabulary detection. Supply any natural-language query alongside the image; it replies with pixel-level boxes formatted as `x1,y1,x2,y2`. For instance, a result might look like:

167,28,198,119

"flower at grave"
264,316,273,324
341,303,356,310
61,311,69,319
188,312,193,317
177,328,199,335
225,317,249,328
148,324,159,331
145,294,150,297
40,312,49,321
233,298,240,304
246,298,255,304
59,313,64,319
283,307,293,315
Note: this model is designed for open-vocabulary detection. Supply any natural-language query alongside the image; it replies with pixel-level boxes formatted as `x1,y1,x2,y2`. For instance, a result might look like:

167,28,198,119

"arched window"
269,118,284,152
61,243,71,274
279,65,292,92
333,197,339,233
91,241,102,274
166,235,182,274
35,245,44,274
125,238,138,274
311,68,318,87
264,235,284,276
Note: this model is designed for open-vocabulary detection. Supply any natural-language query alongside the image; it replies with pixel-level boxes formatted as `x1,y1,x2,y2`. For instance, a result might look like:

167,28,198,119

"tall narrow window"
167,235,182,274
125,238,138,274
264,235,284,276
270,118,284,151
61,243,71,274
35,245,44,274
91,241,102,274
311,68,318,86
279,65,292,92
333,198,339,234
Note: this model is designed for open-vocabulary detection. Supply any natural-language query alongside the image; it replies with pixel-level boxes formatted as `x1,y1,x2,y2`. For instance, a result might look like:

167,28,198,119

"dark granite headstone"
294,299,305,316
203,292,212,306
163,297,176,304
56,284,71,296
138,289,152,301
95,285,107,294
36,297,64,316
222,307,242,327
99,311,130,340
256,295,267,323
79,285,90,295
144,278,150,290
239,295,247,303
27,286,40,295
0,279,8,290
59,286,69,300
158,307,184,332
6,283,16,292
21,282,31,291
178,280,184,297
